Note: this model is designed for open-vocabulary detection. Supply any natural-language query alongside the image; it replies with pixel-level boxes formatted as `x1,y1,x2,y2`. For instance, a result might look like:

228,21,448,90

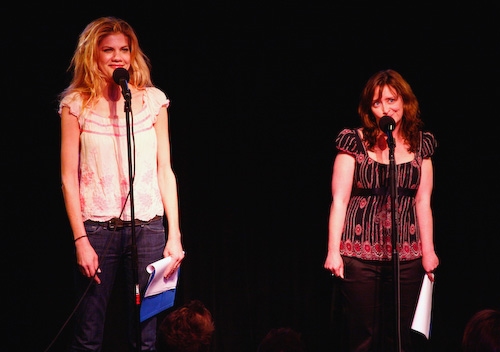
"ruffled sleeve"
335,128,363,156
58,92,82,118
144,87,170,123
421,131,437,158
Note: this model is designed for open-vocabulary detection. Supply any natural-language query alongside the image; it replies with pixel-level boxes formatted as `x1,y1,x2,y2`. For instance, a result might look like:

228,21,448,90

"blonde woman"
59,17,184,351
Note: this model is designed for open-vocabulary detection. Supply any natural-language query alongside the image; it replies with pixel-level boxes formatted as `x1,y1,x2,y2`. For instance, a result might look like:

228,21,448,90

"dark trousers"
339,257,424,352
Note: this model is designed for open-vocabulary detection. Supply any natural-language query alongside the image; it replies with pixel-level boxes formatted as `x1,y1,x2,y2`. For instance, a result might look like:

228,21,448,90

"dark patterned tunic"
336,128,437,261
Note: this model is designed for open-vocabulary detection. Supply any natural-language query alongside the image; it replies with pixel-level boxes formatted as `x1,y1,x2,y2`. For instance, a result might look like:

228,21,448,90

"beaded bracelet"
74,235,88,243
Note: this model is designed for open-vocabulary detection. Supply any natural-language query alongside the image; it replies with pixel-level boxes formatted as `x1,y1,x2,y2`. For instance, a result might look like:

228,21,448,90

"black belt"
351,187,417,197
93,215,162,229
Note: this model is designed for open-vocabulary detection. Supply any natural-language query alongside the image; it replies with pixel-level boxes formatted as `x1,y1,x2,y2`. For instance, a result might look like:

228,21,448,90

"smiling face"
97,33,131,82
371,85,404,126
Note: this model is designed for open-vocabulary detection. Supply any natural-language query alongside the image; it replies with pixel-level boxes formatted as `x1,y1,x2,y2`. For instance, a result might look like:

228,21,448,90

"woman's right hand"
76,239,101,284
324,251,344,279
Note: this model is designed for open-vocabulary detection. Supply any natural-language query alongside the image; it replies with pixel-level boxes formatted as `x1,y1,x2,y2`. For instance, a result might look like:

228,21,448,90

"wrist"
74,235,88,243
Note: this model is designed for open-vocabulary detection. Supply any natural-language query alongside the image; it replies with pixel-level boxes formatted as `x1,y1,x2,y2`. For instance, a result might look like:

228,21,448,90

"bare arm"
415,157,439,281
154,106,185,278
60,106,100,284
323,152,355,278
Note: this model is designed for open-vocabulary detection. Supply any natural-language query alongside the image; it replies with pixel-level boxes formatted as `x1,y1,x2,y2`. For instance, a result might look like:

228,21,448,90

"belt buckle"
107,218,123,229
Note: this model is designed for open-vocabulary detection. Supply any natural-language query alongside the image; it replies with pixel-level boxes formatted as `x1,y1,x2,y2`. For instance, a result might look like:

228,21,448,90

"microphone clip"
121,84,131,101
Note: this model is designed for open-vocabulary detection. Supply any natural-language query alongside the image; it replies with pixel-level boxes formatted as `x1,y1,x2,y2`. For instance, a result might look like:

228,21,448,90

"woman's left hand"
422,251,439,282
163,241,185,279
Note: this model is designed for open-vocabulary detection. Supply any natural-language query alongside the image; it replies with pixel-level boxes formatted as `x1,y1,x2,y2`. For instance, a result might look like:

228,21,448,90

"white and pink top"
59,87,169,222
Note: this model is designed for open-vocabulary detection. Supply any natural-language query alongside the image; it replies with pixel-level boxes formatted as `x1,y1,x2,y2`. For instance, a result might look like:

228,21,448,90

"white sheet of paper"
143,256,179,297
411,274,434,339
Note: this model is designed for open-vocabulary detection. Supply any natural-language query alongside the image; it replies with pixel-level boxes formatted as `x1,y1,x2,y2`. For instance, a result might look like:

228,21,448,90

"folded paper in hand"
411,274,434,339
140,256,179,322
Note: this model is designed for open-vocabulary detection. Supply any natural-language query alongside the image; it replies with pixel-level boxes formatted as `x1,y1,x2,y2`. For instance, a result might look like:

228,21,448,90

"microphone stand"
387,131,402,352
122,92,142,352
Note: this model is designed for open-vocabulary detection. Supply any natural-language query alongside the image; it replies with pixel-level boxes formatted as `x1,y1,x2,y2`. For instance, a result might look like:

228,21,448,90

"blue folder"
139,261,180,322
140,287,176,322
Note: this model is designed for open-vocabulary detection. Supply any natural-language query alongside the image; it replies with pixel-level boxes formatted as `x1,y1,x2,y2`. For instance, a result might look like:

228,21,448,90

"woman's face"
97,33,131,81
371,85,404,125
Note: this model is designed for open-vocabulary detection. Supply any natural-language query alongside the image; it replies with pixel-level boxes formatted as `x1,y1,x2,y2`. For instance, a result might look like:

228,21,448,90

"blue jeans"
69,217,165,352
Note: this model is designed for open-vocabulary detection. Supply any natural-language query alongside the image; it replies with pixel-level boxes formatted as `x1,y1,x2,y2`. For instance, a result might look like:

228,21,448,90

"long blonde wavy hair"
59,16,153,110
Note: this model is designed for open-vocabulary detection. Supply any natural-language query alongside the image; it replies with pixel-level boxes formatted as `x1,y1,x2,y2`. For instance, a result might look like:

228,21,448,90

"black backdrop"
3,2,500,351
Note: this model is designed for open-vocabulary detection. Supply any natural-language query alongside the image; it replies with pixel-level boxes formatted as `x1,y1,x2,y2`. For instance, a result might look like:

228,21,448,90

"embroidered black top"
335,128,437,261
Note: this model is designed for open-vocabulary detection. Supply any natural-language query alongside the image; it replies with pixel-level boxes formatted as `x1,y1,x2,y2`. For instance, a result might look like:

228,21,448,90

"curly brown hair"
462,309,500,352
156,300,215,352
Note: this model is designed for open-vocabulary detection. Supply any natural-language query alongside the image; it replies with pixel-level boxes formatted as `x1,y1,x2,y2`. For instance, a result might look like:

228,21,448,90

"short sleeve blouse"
335,128,437,261
59,87,170,222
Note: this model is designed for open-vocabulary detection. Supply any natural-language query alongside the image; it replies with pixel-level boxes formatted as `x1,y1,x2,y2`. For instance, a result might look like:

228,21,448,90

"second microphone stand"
386,129,401,352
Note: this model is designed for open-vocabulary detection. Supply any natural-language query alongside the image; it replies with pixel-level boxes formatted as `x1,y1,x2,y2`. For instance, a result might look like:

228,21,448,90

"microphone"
379,115,395,133
112,68,131,100
379,115,395,148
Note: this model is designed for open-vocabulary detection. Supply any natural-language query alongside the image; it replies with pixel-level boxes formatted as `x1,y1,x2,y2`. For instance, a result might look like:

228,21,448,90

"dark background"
2,2,500,351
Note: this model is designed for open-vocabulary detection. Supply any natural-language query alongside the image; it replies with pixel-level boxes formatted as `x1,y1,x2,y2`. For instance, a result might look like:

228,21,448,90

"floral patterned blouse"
336,128,437,261
58,87,169,222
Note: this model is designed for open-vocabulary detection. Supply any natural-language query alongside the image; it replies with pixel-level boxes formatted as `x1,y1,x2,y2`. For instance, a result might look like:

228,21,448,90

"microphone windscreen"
379,116,395,132
113,68,130,85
